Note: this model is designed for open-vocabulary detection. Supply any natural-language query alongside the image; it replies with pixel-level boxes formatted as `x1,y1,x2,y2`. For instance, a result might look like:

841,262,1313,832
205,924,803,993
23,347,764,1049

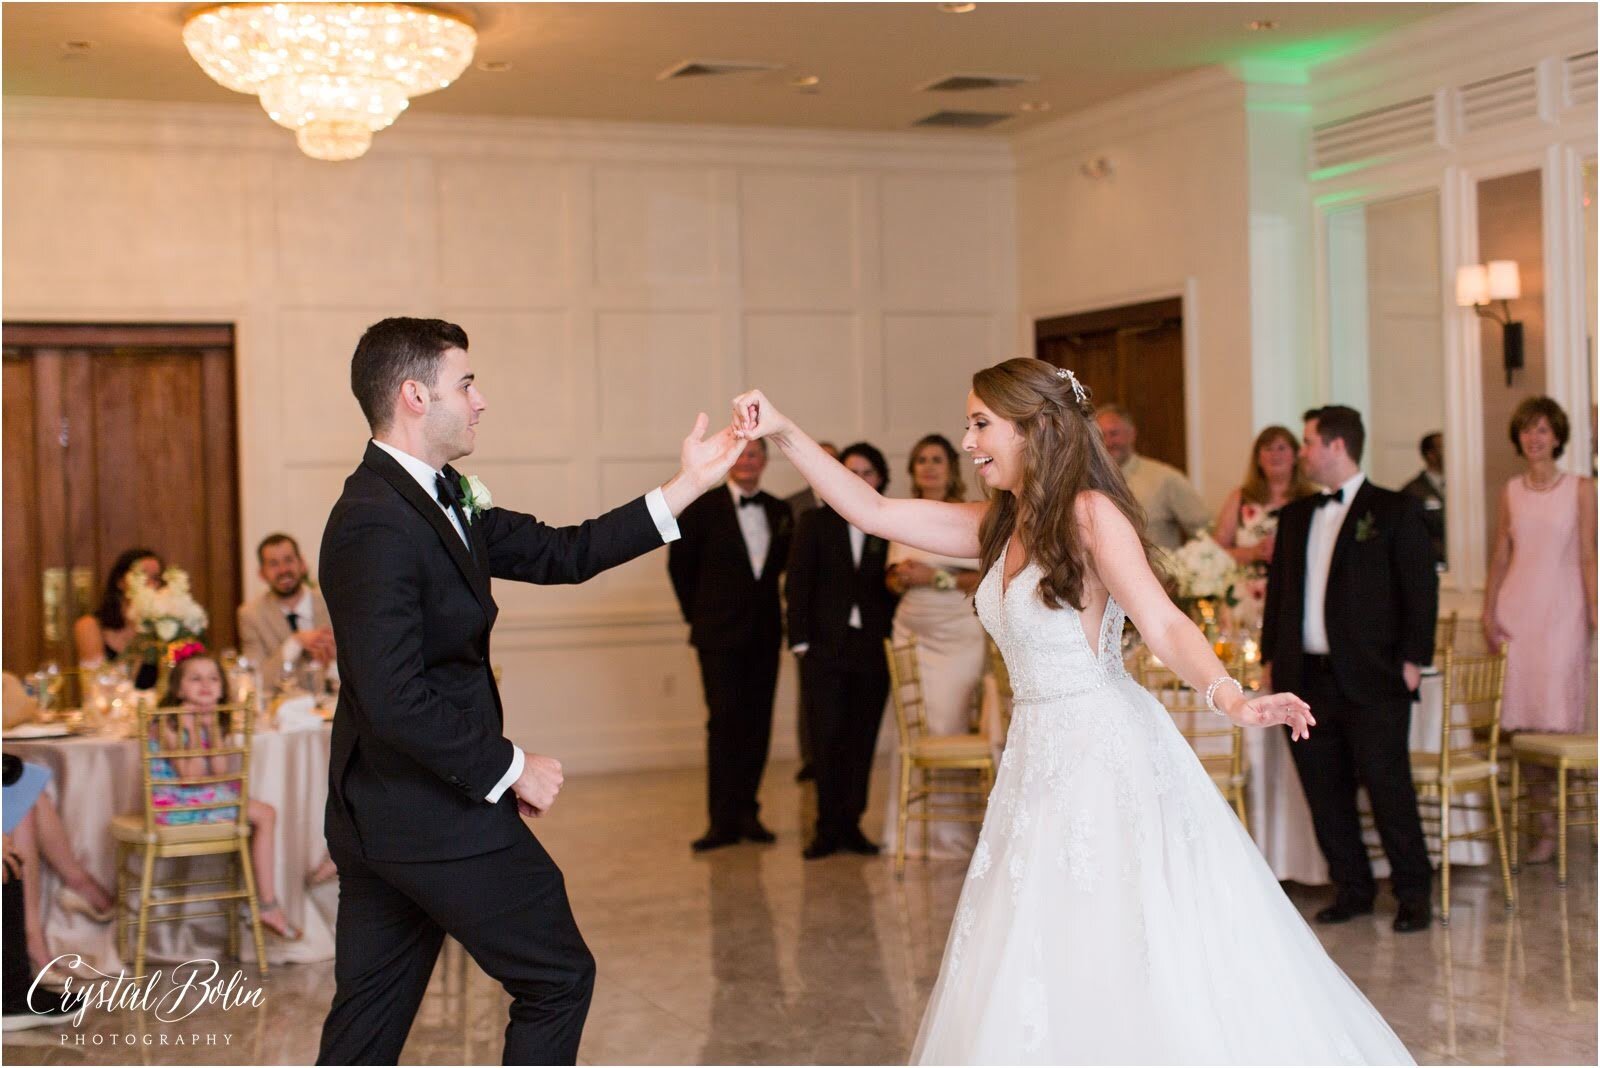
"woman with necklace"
1483,396,1597,864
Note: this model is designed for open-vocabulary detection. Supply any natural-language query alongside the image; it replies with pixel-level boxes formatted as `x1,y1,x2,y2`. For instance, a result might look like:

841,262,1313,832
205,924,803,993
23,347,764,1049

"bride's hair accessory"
1205,675,1245,718
1054,366,1089,408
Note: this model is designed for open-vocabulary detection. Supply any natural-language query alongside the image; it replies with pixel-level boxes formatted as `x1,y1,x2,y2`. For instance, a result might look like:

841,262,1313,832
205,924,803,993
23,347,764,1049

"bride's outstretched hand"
1238,691,1316,741
730,388,792,442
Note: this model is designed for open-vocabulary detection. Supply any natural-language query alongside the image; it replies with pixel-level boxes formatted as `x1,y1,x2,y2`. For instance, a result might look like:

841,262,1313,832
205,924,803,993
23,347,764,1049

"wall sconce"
1455,260,1523,386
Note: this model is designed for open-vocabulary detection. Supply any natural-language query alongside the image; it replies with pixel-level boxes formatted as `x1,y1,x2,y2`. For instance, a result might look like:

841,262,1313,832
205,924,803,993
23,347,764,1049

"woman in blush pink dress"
1483,396,1598,863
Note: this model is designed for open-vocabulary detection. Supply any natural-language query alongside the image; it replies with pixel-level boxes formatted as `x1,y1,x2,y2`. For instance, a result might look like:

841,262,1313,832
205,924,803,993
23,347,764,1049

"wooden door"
2,324,239,675
1035,298,1187,472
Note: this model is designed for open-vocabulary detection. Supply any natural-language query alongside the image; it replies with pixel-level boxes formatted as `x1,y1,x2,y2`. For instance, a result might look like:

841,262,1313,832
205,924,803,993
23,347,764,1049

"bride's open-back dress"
910,547,1414,1065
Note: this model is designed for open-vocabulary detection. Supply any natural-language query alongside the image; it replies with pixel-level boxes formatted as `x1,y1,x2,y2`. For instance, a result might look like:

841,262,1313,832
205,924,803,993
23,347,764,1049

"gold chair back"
138,703,257,833
1136,650,1249,826
884,635,930,749
1436,649,1507,783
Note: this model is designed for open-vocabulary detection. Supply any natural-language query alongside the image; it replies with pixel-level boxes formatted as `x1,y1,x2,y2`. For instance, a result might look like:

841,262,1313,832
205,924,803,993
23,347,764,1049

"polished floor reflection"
6,759,1595,1065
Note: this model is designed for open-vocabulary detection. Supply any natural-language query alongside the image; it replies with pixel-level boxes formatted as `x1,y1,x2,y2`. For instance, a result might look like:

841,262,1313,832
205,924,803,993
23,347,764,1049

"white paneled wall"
3,98,1017,772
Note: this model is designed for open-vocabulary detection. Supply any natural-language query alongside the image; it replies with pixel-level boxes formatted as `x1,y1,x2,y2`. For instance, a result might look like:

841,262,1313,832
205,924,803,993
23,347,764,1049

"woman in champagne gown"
732,358,1413,1065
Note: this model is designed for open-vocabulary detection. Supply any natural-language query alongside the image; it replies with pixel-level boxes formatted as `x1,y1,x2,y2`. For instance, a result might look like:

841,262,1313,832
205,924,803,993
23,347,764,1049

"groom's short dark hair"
1303,405,1365,464
351,317,470,433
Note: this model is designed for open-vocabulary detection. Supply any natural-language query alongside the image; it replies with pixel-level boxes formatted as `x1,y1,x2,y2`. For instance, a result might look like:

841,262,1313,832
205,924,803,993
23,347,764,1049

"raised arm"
1078,491,1314,739
731,389,985,559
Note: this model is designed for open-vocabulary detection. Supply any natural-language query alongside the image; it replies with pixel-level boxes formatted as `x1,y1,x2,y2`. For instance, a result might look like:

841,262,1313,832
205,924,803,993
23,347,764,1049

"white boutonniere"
458,474,493,521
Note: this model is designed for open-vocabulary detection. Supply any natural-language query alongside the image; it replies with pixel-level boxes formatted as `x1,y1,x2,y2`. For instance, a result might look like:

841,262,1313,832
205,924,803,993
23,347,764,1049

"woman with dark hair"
732,359,1410,1063
1214,426,1320,629
1484,396,1597,862
883,433,987,857
73,548,164,689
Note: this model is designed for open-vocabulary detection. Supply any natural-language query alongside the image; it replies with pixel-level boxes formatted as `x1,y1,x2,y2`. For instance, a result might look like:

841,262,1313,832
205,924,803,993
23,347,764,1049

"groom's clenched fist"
512,754,564,818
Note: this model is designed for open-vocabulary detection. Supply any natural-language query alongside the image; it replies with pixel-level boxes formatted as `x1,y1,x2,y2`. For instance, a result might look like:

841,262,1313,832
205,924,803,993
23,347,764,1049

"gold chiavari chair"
885,635,996,877
111,702,269,975
1135,650,1249,830
1409,649,1514,925
1509,731,1599,887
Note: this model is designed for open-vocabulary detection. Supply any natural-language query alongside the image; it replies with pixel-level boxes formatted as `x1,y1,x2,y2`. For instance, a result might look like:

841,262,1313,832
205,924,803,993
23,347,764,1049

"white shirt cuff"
791,643,810,656
485,745,524,804
280,635,303,665
645,487,681,543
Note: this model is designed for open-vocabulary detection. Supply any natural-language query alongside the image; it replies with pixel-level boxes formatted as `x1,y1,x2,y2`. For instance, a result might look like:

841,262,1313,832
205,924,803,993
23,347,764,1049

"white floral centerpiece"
125,567,209,669
1166,534,1248,636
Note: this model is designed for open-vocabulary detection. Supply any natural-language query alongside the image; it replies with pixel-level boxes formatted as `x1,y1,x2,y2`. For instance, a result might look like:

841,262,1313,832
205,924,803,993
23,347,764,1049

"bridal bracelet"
1204,675,1245,718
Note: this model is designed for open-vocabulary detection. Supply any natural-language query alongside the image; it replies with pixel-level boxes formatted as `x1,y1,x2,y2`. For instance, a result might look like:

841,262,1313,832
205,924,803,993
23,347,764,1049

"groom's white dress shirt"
372,438,681,803
1302,471,1365,656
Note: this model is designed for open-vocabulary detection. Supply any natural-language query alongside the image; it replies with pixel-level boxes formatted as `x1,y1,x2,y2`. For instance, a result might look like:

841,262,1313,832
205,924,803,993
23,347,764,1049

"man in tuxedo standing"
669,438,793,852
1261,405,1438,933
784,440,838,783
1400,431,1446,568
785,442,899,858
237,533,336,692
316,317,741,1064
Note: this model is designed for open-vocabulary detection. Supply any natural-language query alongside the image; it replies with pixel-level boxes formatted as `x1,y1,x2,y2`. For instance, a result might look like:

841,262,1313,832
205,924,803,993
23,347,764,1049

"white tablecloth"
6,725,337,971
1248,671,1492,884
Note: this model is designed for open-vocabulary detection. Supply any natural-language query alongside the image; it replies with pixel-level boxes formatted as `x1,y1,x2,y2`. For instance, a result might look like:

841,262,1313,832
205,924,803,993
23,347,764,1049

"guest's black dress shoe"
1393,903,1431,933
795,764,815,783
842,828,881,856
691,828,741,853
1313,900,1374,924
802,837,839,860
739,818,776,844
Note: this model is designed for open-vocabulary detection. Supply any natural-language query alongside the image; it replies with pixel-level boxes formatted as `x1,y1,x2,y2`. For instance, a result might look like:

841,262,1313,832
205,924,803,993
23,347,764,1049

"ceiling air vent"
1459,67,1539,133
657,59,783,81
1565,50,1597,107
918,72,1038,93
912,110,1012,129
1311,96,1437,172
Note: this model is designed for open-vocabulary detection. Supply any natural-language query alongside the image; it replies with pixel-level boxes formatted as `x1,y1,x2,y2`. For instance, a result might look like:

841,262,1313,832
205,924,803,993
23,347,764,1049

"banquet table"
5,722,337,972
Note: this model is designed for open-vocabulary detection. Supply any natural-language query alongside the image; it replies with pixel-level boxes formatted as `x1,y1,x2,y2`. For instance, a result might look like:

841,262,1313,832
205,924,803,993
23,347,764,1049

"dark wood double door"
1035,297,1188,472
3,323,240,675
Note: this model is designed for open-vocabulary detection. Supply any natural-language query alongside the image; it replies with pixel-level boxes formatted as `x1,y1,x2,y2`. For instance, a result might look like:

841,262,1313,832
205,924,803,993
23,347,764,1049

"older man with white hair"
1094,404,1210,551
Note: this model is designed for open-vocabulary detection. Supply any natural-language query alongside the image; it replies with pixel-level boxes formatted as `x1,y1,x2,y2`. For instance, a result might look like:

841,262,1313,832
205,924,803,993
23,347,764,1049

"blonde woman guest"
1484,396,1598,863
882,434,987,858
1214,427,1319,630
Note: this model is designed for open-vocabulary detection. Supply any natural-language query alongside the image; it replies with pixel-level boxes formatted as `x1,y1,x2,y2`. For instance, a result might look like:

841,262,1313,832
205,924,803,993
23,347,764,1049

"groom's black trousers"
317,832,594,1065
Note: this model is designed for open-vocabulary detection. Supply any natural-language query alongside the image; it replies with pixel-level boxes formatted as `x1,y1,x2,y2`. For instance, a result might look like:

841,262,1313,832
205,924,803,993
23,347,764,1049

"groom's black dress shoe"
842,828,882,856
739,818,776,844
1313,900,1374,924
802,837,839,860
691,828,741,853
1392,903,1431,933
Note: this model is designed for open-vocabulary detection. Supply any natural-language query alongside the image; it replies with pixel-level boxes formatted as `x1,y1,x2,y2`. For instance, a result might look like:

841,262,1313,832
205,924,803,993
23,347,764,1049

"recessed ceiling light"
1019,101,1052,113
790,74,821,88
1246,19,1278,31
475,59,513,72
938,3,977,13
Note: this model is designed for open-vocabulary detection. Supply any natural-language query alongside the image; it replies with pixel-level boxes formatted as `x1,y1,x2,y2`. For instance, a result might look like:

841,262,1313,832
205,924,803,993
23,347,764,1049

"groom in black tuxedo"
316,318,741,1064
1261,405,1438,933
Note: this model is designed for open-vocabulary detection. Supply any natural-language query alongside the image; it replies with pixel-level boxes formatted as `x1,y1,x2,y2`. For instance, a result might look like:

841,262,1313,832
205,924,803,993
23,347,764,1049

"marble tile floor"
6,759,1595,1066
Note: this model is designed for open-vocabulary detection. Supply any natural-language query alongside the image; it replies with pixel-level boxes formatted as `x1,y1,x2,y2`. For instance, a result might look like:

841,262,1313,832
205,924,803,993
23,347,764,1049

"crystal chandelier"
182,3,477,162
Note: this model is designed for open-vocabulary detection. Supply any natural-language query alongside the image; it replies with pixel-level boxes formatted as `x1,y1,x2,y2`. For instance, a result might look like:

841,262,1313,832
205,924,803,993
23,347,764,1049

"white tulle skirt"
910,676,1414,1066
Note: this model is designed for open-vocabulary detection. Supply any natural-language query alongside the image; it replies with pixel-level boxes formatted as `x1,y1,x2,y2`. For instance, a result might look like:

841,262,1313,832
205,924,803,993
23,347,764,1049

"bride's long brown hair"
973,358,1166,611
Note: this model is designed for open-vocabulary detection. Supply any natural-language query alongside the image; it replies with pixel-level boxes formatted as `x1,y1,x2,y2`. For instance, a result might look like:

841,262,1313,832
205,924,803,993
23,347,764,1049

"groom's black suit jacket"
321,442,662,862
1260,479,1438,707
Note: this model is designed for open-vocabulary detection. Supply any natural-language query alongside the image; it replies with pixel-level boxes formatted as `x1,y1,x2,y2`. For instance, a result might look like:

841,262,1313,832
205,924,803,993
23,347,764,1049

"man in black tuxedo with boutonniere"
316,317,743,1065
1261,405,1438,934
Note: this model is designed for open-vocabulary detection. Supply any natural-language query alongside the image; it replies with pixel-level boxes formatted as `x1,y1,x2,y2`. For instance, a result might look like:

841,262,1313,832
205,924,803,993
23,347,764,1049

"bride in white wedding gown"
731,359,1414,1066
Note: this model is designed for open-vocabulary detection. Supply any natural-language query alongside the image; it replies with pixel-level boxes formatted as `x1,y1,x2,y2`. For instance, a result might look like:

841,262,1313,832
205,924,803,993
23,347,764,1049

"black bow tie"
1316,488,1345,508
435,472,462,509
738,495,762,508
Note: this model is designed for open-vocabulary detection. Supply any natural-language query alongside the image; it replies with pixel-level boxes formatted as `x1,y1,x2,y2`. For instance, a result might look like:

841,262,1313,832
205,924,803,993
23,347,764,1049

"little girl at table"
156,650,299,940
